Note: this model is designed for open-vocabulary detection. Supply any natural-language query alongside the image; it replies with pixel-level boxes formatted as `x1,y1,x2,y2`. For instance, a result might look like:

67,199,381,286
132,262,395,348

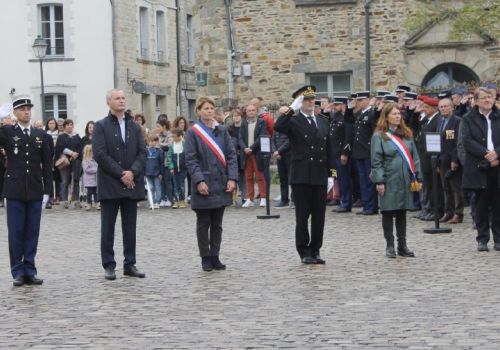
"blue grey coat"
185,123,238,210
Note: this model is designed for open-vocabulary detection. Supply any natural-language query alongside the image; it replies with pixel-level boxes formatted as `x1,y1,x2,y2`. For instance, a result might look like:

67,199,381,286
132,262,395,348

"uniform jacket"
461,106,500,189
329,111,353,158
82,159,98,187
370,131,421,211
238,117,268,170
92,112,146,201
185,122,238,210
351,106,379,159
0,124,53,201
438,114,461,167
415,113,442,174
274,110,334,186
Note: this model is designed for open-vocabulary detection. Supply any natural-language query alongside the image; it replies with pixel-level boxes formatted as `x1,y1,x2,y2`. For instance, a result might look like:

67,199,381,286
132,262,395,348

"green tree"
406,0,500,41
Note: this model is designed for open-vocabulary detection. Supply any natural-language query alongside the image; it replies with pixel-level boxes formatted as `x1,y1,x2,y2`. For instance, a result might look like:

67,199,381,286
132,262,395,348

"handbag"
55,155,71,170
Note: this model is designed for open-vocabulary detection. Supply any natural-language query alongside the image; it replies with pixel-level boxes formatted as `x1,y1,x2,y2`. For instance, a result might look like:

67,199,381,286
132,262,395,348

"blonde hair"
83,144,93,161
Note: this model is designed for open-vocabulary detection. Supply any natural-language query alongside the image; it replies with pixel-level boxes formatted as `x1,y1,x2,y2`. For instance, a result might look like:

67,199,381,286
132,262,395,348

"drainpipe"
110,0,118,87
175,0,182,115
364,0,372,91
224,0,234,104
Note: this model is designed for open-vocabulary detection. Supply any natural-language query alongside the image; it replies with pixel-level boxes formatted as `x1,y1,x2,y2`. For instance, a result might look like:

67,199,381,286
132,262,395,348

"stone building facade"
113,0,179,126
192,0,500,107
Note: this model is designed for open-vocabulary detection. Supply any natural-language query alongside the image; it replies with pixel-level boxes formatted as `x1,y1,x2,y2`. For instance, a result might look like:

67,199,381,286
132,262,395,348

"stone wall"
192,0,499,107
114,0,178,127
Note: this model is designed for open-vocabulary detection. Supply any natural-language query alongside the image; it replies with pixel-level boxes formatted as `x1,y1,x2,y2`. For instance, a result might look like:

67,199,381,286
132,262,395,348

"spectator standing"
167,129,188,208
145,134,164,209
82,144,99,210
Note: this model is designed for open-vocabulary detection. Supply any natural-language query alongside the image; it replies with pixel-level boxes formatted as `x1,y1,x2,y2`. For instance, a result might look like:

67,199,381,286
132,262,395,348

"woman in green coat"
371,103,422,258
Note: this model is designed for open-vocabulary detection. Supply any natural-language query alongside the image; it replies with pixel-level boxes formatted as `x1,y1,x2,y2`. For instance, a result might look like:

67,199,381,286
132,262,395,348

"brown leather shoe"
439,213,453,223
448,215,463,224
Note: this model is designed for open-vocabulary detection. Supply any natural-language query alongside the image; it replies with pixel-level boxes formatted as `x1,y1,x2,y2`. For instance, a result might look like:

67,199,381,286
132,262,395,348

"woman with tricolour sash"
371,102,422,258
185,96,238,271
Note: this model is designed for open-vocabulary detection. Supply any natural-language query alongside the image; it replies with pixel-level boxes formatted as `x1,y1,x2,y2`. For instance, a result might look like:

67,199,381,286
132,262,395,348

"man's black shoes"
494,243,500,251
24,275,44,285
104,267,116,280
386,246,396,258
13,276,24,287
335,207,351,213
477,242,489,252
211,256,226,270
201,257,213,271
301,256,316,264
124,266,146,278
312,255,325,264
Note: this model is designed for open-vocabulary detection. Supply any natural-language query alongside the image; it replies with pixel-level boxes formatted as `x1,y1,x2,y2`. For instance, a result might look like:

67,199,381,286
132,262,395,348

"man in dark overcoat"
92,89,147,280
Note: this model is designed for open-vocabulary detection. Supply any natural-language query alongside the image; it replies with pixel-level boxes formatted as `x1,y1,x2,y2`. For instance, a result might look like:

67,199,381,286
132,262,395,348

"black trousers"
195,207,225,257
422,168,443,214
100,198,138,269
291,184,327,258
475,170,500,244
382,210,407,246
277,155,291,203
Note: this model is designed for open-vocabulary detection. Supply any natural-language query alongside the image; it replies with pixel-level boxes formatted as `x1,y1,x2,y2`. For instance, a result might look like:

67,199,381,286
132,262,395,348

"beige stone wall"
193,0,499,106
114,0,178,128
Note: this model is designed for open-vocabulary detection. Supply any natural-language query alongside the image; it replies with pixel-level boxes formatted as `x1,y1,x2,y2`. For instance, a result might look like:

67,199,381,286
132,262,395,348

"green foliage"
406,0,500,41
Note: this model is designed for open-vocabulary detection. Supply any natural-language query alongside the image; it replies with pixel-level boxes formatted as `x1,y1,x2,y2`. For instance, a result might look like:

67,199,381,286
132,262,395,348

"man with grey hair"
461,87,500,252
92,89,147,280
436,98,463,224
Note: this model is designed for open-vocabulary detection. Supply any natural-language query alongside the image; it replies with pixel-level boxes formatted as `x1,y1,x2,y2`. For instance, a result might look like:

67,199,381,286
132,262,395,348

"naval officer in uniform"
0,96,53,286
275,86,335,264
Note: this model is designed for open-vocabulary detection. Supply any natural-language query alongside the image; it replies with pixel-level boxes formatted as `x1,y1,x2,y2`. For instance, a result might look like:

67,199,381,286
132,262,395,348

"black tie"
23,128,29,137
439,118,446,132
307,116,317,129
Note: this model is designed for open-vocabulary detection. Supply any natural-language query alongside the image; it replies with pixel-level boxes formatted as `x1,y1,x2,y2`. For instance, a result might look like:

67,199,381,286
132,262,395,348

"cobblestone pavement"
1,187,500,349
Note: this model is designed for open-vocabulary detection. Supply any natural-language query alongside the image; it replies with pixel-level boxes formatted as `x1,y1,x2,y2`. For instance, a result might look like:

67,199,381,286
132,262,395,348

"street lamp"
32,36,48,120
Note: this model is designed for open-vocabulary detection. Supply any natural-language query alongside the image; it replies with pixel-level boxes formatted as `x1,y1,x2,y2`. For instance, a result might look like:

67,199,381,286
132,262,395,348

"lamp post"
32,36,48,120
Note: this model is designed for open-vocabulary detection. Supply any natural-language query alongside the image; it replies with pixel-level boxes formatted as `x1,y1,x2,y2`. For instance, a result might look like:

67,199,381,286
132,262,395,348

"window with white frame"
156,11,167,62
307,72,352,97
39,4,64,56
139,7,149,59
186,14,194,64
44,94,67,120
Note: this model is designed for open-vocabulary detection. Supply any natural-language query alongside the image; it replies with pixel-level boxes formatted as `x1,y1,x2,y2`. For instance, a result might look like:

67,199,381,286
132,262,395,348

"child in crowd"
167,129,187,209
82,144,99,210
145,134,164,209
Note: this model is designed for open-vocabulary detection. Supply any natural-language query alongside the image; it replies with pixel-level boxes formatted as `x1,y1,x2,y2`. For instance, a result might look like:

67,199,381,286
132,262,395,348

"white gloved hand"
290,95,304,112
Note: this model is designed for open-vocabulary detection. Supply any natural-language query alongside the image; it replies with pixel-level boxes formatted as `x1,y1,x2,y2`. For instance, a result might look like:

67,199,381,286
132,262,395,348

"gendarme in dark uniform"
329,96,354,213
274,85,334,264
0,96,53,287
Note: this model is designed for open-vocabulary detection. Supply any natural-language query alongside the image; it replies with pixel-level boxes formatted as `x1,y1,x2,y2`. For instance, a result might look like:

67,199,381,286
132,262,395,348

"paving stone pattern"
1,188,499,349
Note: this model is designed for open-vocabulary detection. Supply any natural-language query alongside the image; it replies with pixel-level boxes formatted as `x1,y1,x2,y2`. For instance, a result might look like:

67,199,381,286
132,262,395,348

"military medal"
14,147,18,155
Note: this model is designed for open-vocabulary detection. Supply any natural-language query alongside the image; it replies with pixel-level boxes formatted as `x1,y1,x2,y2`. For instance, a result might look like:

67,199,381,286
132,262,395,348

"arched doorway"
422,63,479,89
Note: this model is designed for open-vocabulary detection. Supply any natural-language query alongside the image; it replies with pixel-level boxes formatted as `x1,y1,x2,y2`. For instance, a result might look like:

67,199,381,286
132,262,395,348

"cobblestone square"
1,189,500,349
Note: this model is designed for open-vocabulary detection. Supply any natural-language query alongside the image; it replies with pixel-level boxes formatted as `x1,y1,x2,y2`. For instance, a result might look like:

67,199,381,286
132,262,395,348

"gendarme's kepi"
292,85,316,99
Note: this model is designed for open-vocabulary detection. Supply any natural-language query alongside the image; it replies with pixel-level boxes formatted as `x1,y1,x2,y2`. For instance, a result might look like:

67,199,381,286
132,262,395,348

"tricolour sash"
385,132,420,192
192,123,226,168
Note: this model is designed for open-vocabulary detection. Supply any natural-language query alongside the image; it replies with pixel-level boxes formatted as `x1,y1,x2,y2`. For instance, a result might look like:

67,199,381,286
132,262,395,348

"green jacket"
370,131,421,211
